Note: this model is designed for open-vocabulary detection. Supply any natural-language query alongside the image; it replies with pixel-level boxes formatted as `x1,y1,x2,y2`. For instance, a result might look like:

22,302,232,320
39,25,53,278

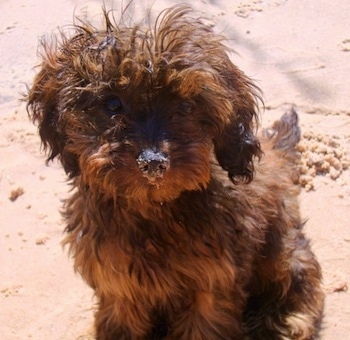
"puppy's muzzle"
137,149,169,181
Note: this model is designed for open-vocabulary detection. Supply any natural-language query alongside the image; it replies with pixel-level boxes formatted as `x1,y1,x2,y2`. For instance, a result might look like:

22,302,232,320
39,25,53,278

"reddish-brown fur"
27,6,324,339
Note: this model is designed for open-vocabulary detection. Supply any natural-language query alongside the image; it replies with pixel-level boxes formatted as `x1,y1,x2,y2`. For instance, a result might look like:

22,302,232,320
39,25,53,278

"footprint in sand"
340,39,350,52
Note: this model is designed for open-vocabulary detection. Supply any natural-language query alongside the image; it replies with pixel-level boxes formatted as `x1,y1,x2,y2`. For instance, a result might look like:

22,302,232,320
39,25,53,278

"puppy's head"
27,6,261,204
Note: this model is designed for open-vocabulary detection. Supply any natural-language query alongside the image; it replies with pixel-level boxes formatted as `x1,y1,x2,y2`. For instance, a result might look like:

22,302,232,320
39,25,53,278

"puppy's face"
27,7,261,204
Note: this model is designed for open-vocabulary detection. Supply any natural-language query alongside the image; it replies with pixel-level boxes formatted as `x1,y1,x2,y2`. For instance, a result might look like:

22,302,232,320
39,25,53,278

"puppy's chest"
89,216,237,294
66,191,252,293
110,218,228,269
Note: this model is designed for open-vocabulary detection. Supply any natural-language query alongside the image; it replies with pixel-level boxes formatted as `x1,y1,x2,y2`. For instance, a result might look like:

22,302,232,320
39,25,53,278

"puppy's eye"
104,97,123,116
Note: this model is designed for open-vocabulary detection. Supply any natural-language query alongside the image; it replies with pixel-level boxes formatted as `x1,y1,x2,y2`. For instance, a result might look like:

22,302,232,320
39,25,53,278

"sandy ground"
1,0,349,339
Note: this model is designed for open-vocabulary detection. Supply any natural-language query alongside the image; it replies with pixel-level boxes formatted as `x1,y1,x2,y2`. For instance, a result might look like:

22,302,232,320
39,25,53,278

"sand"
1,0,349,339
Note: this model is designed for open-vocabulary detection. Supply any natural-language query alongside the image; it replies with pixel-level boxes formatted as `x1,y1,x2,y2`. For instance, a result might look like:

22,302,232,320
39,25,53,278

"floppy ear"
26,55,80,178
213,66,262,184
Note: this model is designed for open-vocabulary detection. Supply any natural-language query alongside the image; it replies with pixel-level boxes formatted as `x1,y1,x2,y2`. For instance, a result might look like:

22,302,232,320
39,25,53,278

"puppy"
27,5,324,339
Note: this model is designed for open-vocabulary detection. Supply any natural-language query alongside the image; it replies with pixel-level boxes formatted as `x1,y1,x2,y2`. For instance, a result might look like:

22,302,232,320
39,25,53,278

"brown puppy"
27,6,324,339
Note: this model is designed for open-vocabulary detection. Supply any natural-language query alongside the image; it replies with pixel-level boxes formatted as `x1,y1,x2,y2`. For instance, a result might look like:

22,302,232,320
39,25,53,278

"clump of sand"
297,132,349,191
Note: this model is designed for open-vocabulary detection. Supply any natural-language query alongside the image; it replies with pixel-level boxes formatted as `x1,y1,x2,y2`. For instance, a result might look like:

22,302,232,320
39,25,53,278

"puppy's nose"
137,149,169,179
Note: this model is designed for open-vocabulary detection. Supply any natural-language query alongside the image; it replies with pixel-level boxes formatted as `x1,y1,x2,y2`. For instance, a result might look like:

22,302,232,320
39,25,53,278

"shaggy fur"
27,6,324,339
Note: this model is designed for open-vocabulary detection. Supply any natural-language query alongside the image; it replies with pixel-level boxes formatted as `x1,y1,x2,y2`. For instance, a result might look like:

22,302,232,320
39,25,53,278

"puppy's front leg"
94,296,153,340
168,291,245,339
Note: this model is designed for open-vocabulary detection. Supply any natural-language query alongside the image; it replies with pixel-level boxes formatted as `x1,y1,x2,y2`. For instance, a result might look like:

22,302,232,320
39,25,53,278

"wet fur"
27,6,324,339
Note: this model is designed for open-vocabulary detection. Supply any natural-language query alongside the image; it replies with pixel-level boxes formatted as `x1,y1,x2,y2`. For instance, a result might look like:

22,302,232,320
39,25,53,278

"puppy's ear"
27,51,80,178
213,67,262,184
